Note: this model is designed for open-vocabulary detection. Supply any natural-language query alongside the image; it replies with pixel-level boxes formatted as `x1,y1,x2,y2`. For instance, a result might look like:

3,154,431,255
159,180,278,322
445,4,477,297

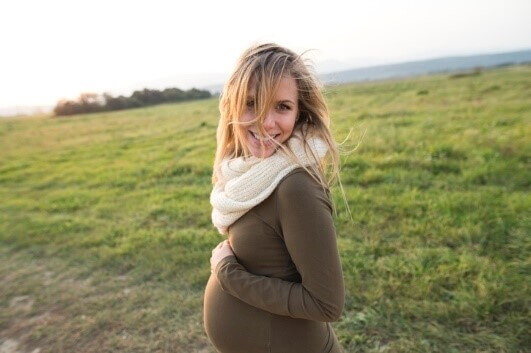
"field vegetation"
0,64,529,352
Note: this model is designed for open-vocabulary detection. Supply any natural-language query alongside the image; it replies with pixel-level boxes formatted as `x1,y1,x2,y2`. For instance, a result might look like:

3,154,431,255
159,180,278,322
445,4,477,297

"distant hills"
319,49,531,85
2,48,530,117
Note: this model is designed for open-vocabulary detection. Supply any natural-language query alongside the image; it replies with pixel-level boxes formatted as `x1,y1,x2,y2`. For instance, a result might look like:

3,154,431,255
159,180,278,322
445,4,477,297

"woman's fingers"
212,240,227,254
210,239,234,274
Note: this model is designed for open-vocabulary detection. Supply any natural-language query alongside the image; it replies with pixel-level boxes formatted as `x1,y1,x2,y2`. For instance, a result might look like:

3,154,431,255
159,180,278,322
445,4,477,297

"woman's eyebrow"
277,99,296,104
246,97,295,105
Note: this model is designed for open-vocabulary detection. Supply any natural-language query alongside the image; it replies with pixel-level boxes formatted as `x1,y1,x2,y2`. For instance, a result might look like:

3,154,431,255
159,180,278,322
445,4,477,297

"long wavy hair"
212,43,350,216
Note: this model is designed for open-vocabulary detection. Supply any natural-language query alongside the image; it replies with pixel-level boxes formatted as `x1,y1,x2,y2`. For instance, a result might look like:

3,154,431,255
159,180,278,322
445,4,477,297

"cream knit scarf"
210,128,328,235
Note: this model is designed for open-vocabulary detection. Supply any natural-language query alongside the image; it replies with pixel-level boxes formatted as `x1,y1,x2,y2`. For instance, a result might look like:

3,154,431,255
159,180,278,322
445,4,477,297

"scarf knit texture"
210,128,328,235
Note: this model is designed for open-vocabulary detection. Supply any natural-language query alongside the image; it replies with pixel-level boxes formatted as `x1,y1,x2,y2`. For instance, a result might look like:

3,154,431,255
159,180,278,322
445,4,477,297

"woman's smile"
248,130,280,145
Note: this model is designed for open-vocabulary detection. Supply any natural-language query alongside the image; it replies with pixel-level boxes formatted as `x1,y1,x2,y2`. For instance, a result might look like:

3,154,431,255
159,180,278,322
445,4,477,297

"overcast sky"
1,0,530,109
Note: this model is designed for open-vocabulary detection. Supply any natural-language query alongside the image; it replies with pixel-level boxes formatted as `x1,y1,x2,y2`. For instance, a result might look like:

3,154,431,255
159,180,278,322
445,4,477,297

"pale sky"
1,0,530,110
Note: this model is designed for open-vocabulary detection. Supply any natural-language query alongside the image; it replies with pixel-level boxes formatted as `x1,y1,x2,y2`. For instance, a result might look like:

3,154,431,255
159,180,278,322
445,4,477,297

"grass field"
1,64,529,353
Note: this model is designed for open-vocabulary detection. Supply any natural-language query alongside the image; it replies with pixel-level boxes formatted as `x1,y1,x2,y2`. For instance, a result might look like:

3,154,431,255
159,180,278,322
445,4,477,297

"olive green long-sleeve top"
203,168,345,353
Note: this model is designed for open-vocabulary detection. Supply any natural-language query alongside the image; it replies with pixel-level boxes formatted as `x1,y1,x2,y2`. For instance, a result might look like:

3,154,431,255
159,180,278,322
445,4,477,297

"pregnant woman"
203,43,346,353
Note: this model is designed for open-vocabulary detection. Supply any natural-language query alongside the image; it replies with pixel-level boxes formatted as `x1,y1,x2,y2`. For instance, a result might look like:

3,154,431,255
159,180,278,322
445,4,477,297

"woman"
203,43,346,353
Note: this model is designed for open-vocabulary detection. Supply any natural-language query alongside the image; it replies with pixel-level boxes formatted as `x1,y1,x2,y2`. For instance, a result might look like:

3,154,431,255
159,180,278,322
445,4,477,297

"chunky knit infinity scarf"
210,128,328,235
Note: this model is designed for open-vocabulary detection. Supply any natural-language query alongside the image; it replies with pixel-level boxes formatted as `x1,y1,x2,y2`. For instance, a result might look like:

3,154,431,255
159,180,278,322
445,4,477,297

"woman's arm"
214,171,345,322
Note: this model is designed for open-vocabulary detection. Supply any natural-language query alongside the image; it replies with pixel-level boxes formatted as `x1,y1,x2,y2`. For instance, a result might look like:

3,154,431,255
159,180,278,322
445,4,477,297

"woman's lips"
248,130,279,146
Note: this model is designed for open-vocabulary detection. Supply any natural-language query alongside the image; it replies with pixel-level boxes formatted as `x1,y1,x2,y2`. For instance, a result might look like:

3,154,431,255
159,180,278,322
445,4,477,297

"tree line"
53,87,212,116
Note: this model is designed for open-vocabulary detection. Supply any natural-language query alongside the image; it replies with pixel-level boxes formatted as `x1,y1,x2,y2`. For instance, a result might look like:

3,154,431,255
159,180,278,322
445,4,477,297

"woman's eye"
246,100,254,108
277,103,291,111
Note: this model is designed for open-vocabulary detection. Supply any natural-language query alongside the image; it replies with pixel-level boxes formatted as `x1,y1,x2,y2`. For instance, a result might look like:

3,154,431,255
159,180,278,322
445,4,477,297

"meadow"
0,64,529,353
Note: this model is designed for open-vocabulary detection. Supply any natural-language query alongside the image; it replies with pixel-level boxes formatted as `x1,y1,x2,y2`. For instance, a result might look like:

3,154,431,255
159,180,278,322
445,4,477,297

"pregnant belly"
203,274,271,353
203,274,341,353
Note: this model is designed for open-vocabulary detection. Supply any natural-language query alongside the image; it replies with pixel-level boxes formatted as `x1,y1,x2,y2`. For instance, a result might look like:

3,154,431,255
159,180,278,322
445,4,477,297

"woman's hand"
210,239,235,274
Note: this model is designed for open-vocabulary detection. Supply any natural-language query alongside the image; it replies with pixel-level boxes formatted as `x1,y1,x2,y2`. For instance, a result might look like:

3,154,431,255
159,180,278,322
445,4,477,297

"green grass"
1,65,529,352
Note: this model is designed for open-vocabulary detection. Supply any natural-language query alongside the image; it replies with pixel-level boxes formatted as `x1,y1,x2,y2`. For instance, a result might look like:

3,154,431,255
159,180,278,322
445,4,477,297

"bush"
54,87,211,116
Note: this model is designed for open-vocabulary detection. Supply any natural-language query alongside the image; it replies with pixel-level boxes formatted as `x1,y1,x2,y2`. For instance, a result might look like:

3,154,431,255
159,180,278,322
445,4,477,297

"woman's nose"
263,110,276,129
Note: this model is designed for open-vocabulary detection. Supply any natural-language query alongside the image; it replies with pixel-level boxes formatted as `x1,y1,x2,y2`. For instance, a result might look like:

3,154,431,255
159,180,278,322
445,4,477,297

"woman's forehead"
247,75,298,101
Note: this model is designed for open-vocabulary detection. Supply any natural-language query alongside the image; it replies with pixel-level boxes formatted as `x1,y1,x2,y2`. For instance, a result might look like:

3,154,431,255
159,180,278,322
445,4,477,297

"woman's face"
240,75,299,158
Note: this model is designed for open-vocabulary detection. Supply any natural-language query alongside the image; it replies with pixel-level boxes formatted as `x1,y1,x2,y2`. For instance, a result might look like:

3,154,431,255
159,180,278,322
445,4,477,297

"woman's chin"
247,145,278,158
246,137,279,158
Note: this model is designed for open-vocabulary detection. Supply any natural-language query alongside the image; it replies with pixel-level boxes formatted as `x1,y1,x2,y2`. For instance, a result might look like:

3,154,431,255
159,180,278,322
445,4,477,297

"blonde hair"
212,42,350,216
